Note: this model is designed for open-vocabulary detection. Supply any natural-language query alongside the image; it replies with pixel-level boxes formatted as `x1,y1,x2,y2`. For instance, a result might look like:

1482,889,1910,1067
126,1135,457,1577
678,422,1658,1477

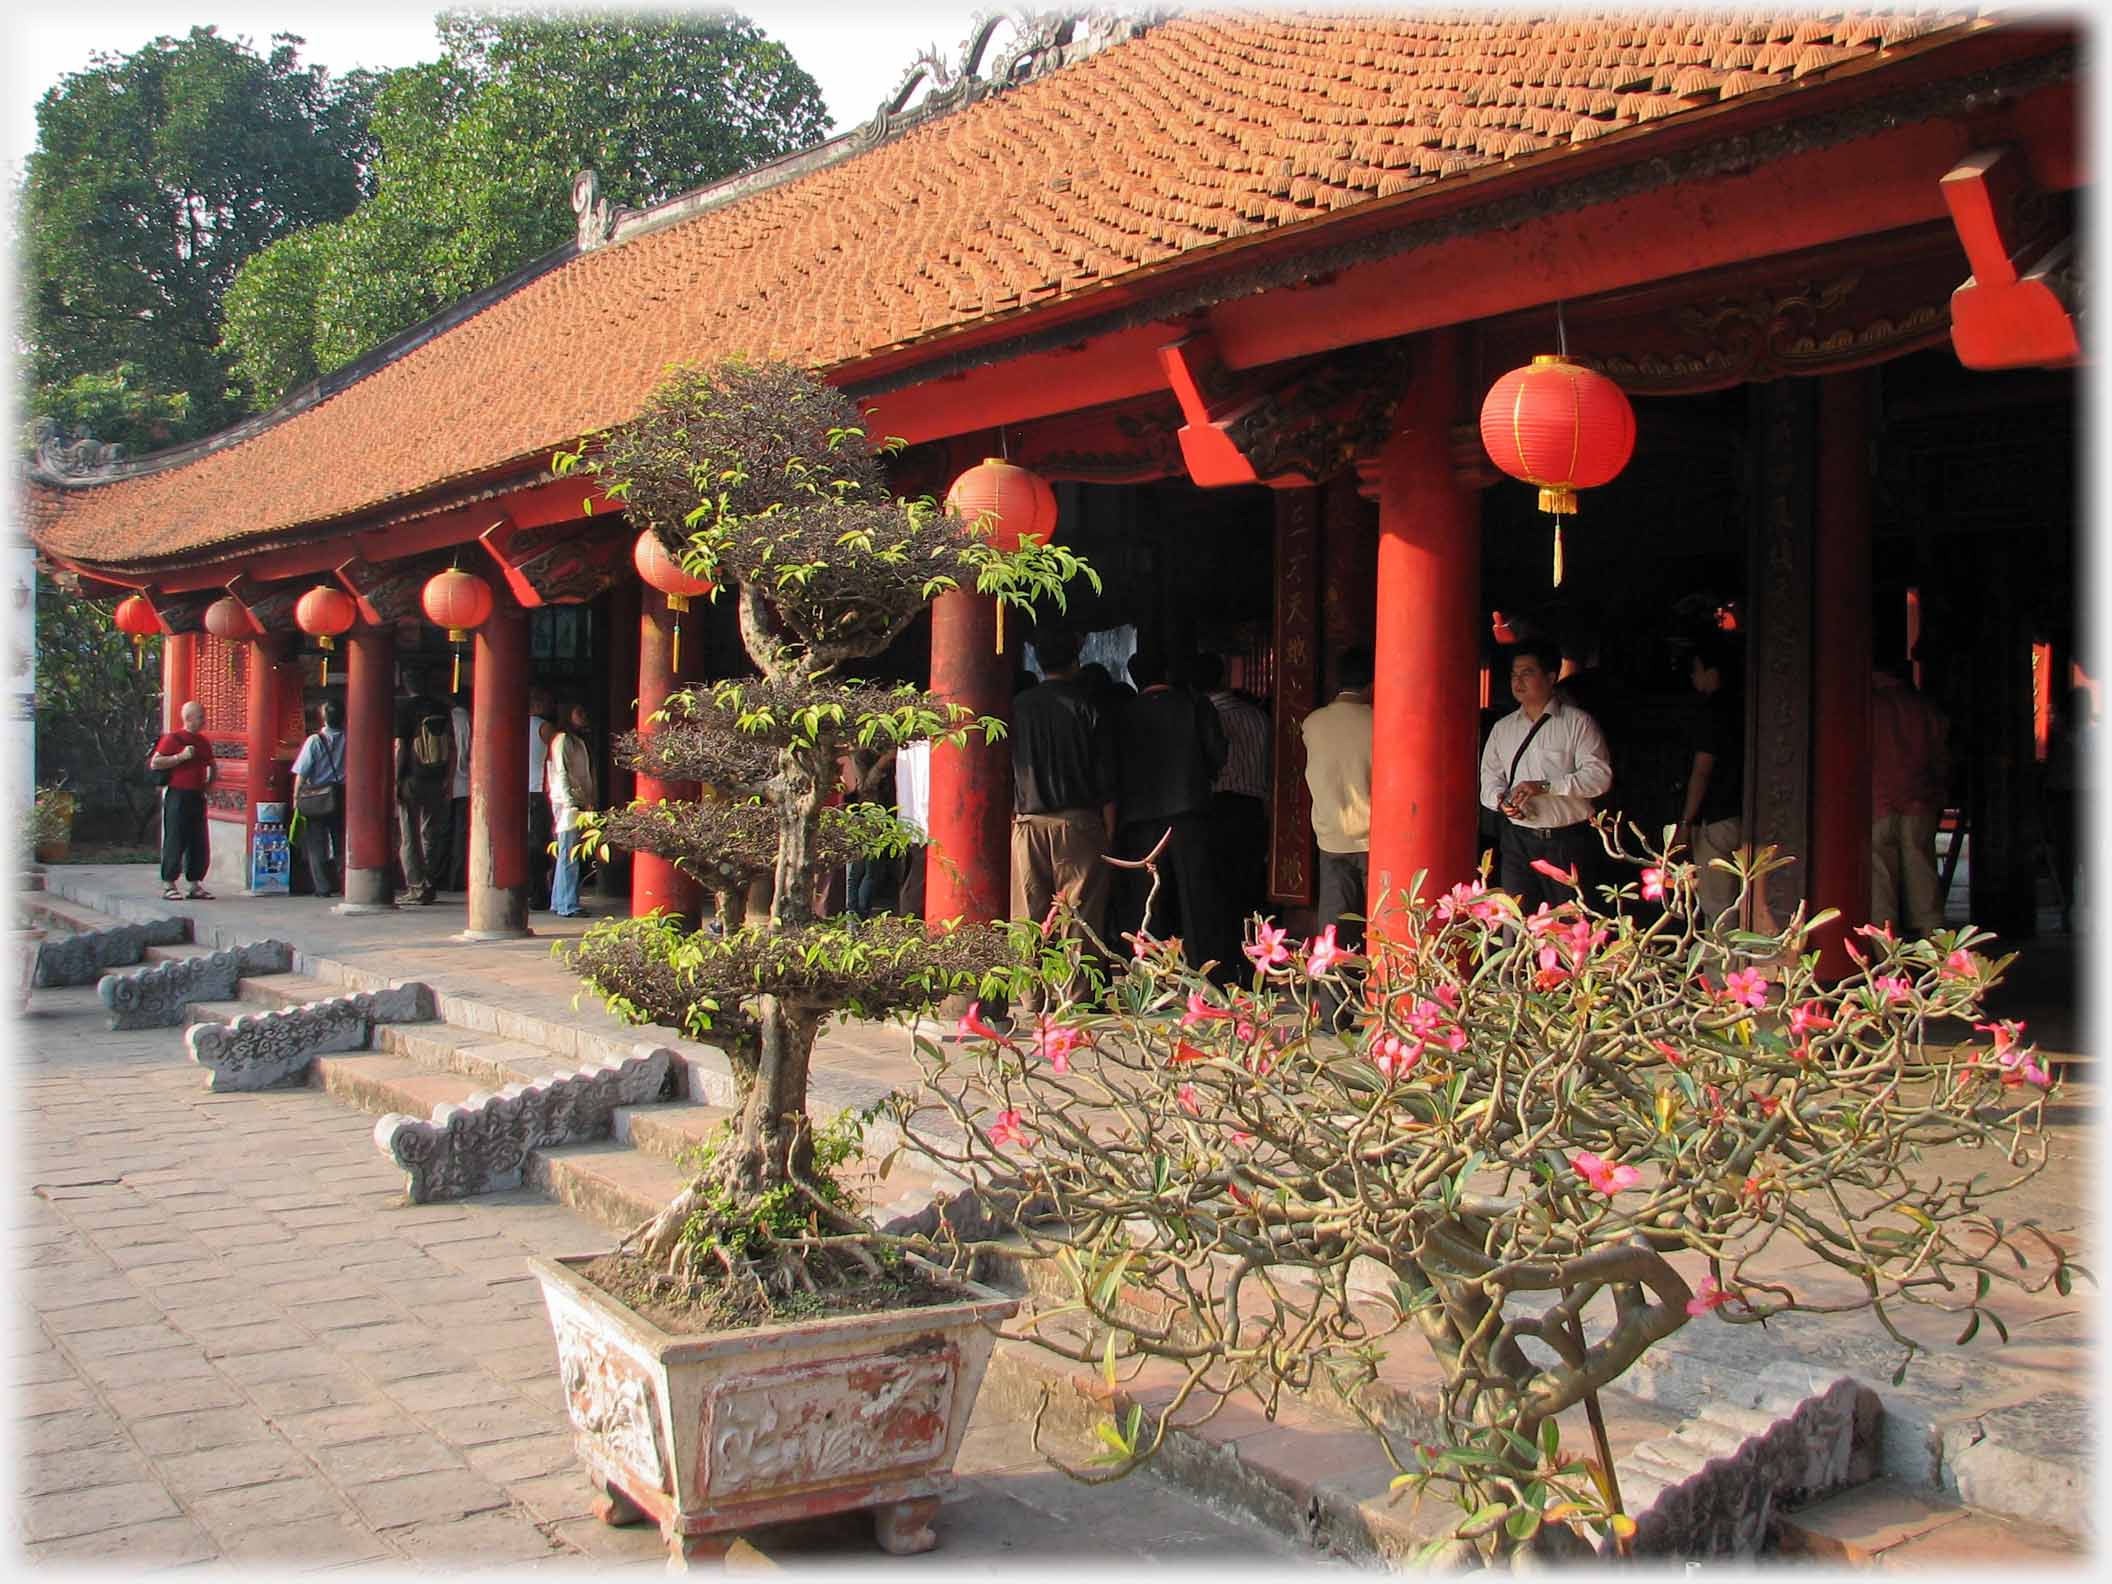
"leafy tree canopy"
22,27,381,443
222,8,830,411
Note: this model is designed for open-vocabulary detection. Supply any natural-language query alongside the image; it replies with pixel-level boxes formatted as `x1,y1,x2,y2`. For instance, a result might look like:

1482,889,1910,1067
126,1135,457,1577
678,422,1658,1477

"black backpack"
410,714,451,785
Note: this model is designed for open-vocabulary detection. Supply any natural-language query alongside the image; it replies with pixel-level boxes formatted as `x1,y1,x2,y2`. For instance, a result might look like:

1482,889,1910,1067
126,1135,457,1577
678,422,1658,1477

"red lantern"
1478,354,1636,586
944,457,1058,553
113,595,161,671
944,458,1059,652
633,531,714,673
296,586,356,685
421,568,494,692
203,596,257,642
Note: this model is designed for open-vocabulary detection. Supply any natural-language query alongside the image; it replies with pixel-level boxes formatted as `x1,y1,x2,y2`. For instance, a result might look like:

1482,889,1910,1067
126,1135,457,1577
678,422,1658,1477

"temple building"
24,8,2082,957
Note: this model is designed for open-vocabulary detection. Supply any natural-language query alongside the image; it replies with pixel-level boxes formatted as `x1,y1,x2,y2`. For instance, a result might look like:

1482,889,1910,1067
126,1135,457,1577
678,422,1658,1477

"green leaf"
1955,1311,1980,1346
1506,1508,1543,1542
1539,1418,1561,1461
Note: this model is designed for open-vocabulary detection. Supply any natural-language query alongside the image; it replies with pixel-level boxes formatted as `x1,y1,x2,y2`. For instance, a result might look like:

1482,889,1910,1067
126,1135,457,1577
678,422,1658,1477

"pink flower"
1979,1021,2051,1088
1720,968,1770,1009
1787,1002,1834,1037
986,1109,1029,1149
1033,1014,1082,1074
1523,904,1566,939
1176,1084,1202,1116
1243,920,1291,971
1131,930,1156,960
1941,948,1978,981
1402,997,1467,1059
1871,975,1913,1005
1640,867,1667,901
1686,1276,1734,1317
1649,1038,1687,1067
1370,1033,1421,1081
1437,881,1508,925
1748,1088,1780,1118
1227,1128,1254,1147
1855,922,1898,944
956,1001,1009,1045
1181,991,1230,1029
1976,1019,2027,1057
1571,1151,1642,1196
1531,857,1579,887
1306,925,1348,977
1434,981,1461,1011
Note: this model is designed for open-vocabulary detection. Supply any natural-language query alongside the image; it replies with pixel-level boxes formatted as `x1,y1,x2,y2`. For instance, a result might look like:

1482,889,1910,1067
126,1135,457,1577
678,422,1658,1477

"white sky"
1,2,1009,175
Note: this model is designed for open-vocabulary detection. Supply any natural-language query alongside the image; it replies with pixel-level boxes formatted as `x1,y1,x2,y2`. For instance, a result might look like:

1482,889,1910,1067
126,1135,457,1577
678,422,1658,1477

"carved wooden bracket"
334,551,453,627
1350,426,1495,503
1942,146,2080,371
1160,333,1416,491
477,511,625,607
224,572,304,637
1014,400,1185,485
140,588,221,636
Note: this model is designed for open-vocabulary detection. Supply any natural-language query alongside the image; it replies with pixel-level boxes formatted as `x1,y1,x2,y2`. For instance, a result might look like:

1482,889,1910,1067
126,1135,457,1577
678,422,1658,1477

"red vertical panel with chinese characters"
1269,488,1319,906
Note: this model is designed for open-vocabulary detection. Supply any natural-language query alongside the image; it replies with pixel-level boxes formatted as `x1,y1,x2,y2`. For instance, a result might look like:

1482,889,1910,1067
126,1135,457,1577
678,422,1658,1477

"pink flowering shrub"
895,833,2082,1561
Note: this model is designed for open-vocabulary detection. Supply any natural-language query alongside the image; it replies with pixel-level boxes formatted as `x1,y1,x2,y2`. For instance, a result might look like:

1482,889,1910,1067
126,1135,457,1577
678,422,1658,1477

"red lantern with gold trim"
633,531,714,673
421,568,495,691
1478,354,1636,587
295,585,357,685
944,457,1059,652
113,595,162,671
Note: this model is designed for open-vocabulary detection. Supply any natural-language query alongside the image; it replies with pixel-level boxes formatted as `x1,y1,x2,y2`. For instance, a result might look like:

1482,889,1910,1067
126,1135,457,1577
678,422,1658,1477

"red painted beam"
1941,147,2080,370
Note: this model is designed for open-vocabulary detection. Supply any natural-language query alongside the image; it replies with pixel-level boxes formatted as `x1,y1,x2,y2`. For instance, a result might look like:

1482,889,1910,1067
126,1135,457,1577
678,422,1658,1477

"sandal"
186,888,215,900
161,886,184,901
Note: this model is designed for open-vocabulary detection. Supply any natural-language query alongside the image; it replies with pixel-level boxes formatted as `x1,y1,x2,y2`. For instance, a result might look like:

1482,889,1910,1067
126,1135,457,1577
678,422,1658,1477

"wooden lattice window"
195,635,249,733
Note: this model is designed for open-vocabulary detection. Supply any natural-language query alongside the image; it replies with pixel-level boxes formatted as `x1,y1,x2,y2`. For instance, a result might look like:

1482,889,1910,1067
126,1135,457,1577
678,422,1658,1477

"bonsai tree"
554,357,1091,1305
898,831,2084,1561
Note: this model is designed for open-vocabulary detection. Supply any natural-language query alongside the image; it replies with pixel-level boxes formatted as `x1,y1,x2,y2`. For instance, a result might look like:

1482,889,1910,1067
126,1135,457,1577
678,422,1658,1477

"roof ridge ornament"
28,417,127,484
853,8,1166,149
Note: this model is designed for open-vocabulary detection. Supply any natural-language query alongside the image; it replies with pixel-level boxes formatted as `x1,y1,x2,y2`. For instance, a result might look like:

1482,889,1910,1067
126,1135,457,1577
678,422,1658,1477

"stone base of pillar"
337,868,396,913
457,927,533,942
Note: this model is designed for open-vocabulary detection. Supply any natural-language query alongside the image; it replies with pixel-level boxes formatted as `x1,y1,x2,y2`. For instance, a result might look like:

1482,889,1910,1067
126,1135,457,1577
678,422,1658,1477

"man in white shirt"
895,737,931,919
1479,641,1613,912
1301,648,1374,949
526,689,555,911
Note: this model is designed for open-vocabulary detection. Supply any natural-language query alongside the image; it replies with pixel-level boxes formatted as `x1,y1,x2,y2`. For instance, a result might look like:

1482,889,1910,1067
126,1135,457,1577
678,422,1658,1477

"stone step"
374,1021,580,1088
309,1050,487,1122
1772,1477,2088,1566
142,941,217,965
526,1139,692,1239
22,894,126,935
616,1099,734,1166
234,971,346,1010
182,999,253,1028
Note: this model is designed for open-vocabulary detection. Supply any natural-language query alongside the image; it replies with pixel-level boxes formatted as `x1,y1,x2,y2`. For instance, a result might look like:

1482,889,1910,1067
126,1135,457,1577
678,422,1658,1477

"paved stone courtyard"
12,979,1316,1571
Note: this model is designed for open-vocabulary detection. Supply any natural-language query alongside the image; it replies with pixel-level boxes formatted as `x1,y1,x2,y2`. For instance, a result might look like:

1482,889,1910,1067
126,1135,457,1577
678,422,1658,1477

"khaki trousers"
1872,811,1944,935
1691,815,1744,926
1011,810,1111,944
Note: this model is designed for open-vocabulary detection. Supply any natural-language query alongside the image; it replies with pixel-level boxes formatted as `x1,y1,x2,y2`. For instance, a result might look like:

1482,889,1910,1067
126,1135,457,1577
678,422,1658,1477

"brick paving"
12,979,1319,1571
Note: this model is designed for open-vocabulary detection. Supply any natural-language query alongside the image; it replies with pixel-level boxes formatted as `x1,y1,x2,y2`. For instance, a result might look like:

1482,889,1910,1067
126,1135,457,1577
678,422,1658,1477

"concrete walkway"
13,978,1321,1570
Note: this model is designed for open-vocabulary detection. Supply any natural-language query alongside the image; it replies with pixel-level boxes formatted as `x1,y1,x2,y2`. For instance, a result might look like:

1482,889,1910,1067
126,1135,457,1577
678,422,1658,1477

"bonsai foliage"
897,831,2082,1560
556,357,1090,1294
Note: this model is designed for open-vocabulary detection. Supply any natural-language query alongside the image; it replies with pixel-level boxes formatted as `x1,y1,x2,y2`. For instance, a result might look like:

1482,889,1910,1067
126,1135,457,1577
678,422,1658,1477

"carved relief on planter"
553,1310,669,1493
98,940,293,1029
701,1348,956,1500
373,1044,672,1200
186,983,435,1091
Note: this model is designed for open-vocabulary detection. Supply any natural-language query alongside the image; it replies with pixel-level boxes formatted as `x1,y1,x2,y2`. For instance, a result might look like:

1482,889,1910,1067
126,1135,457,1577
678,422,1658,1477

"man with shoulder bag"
291,700,347,898
394,669,454,905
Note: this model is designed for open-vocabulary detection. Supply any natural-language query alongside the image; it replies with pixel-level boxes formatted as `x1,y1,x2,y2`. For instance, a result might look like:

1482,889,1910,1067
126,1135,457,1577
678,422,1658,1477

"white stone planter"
528,1251,1019,1567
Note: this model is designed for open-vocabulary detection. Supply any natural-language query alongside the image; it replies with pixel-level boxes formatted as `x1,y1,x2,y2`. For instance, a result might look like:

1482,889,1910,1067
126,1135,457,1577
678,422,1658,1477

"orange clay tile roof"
32,7,1981,571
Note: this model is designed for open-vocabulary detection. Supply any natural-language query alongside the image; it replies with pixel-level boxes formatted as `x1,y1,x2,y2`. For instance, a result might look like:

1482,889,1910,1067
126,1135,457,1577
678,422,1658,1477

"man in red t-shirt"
150,700,217,900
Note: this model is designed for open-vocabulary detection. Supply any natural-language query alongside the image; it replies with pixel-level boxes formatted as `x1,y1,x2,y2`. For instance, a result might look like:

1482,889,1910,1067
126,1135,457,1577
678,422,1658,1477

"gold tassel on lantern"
667,591,688,673
448,632,466,693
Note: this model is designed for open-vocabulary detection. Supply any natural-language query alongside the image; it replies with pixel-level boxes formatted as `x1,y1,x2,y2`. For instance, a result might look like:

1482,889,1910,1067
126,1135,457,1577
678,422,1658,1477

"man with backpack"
291,700,347,897
394,668,455,906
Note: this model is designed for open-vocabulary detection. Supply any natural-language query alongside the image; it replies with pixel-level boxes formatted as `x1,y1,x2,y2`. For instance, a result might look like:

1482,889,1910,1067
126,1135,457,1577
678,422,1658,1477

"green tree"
21,27,380,443
221,8,830,410
33,584,164,842
25,364,192,457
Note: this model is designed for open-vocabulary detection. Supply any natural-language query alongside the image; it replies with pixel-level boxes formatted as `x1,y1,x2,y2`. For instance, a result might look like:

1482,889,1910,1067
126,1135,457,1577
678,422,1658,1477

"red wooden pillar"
1367,328,1480,929
633,590,702,920
1809,372,1875,974
245,639,290,809
925,590,1011,924
162,633,196,730
338,622,397,911
466,591,530,939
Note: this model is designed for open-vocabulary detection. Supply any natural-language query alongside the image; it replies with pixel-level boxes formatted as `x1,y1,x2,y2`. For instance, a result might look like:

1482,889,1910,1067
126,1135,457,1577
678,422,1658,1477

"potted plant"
30,783,76,864
538,357,1092,1565
897,835,2085,1565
